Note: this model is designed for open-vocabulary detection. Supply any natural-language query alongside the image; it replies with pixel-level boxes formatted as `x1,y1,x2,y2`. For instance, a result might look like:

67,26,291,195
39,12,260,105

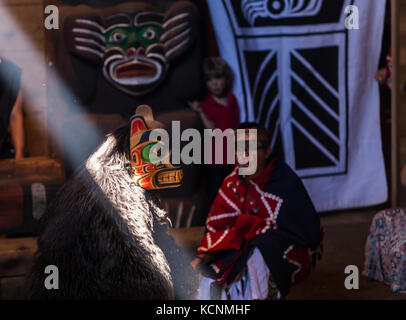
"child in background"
188,57,240,204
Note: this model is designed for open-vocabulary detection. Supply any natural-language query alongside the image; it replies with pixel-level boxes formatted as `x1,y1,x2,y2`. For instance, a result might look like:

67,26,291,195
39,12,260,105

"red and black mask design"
130,105,183,189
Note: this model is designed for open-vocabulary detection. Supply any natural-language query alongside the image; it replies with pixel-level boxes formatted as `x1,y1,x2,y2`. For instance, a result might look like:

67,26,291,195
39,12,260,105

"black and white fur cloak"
25,123,197,299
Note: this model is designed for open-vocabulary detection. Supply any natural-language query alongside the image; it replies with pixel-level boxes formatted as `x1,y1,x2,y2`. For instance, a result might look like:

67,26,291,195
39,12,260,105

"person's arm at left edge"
9,90,24,159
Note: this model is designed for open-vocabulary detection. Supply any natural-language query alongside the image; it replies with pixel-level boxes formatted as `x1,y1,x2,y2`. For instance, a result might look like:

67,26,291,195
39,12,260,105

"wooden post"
391,0,406,207
392,0,398,207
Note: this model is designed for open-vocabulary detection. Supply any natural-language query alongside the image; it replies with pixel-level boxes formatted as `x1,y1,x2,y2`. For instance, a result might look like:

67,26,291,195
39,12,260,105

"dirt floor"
176,208,406,300
1,209,405,300
287,209,406,300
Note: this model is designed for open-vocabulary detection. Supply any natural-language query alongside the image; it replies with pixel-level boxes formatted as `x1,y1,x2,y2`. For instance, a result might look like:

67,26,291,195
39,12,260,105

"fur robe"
25,124,197,299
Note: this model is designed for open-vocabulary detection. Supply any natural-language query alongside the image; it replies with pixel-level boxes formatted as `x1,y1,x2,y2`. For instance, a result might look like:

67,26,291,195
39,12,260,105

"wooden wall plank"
0,0,43,5
391,0,406,207
0,4,44,52
0,237,36,278
392,0,399,207
44,0,65,162
0,277,26,299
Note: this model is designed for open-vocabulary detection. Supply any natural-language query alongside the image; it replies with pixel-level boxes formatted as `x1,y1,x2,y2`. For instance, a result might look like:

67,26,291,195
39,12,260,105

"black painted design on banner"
222,0,353,178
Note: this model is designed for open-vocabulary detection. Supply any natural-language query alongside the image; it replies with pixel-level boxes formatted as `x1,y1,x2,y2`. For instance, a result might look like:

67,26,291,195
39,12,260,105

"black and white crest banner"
207,0,387,212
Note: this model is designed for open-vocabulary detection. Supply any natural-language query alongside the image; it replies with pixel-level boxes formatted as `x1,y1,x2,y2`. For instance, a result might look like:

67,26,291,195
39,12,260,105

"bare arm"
187,100,215,130
375,68,388,85
9,90,24,159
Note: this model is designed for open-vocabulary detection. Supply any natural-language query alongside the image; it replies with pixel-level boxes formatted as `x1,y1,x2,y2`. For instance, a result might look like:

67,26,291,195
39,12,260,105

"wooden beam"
0,237,36,277
392,0,399,207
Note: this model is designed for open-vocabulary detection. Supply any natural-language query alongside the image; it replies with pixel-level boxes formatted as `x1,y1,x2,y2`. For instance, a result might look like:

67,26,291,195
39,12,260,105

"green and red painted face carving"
102,15,166,96
130,105,183,190
65,2,196,96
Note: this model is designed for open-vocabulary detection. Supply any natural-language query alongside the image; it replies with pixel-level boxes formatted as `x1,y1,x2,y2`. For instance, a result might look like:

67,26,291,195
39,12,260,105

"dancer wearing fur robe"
193,123,323,300
25,105,197,299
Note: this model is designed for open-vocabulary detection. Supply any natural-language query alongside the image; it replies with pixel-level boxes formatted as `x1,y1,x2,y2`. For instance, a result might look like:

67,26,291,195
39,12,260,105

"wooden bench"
0,237,37,299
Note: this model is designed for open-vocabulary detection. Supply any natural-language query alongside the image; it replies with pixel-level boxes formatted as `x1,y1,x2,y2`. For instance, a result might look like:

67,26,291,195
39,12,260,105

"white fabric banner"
207,0,388,212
